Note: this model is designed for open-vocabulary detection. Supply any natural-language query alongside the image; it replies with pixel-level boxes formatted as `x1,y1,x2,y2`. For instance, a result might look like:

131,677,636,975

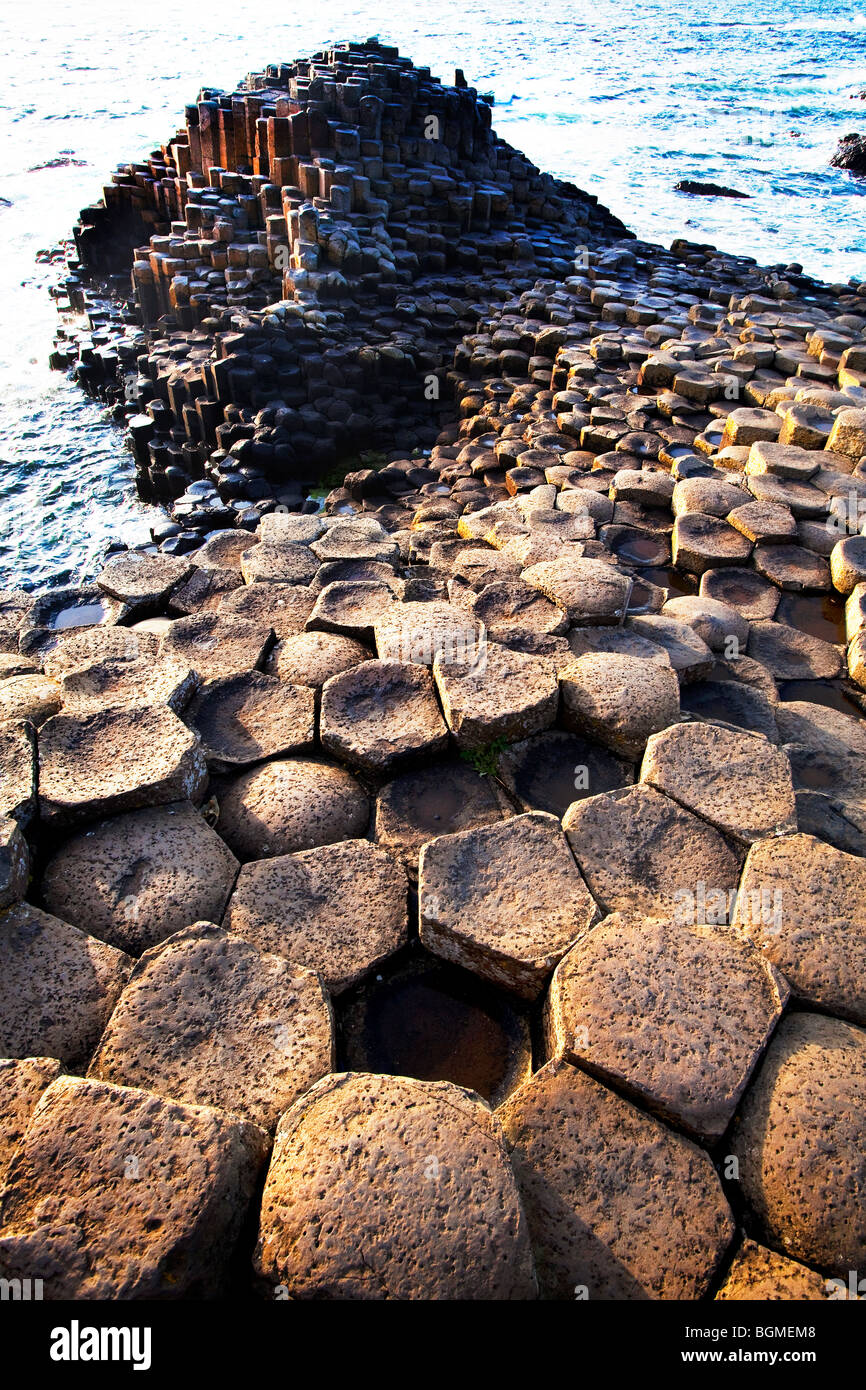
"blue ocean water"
0,0,865,587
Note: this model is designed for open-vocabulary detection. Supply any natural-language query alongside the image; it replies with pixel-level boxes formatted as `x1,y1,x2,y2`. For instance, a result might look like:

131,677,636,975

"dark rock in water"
831,133,866,175
675,180,750,199
28,155,88,172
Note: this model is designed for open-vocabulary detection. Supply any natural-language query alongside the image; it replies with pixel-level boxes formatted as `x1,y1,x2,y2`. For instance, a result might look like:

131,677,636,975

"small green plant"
459,737,509,778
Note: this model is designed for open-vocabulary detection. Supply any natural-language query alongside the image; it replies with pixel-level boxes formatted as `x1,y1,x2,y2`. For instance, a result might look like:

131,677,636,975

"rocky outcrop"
831,133,866,175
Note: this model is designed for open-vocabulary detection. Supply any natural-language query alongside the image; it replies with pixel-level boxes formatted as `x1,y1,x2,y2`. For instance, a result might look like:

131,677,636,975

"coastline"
0,38,865,1307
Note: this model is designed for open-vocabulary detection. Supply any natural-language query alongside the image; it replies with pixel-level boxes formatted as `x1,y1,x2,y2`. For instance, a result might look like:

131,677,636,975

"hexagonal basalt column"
544,911,788,1142
254,1071,536,1300
0,1075,267,1299
224,839,408,993
730,1011,866,1276
419,812,599,1000
498,1060,735,1300
88,922,334,1130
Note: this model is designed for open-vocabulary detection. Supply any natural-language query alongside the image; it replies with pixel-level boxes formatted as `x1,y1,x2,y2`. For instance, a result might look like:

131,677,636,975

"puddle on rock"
776,593,846,646
338,952,533,1107
48,600,109,630
639,565,697,597
626,579,663,614
779,680,862,717
610,531,669,566
499,729,633,817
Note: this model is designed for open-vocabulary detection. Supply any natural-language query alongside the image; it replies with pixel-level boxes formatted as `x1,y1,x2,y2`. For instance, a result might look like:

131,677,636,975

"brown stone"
0,903,131,1069
159,612,272,679
720,407,781,448
254,1071,536,1300
88,922,334,1130
0,721,36,827
746,473,828,518
0,816,28,912
266,630,370,688
240,540,319,586
419,812,599,1000
627,613,715,681
310,520,399,566
700,567,780,621
827,407,866,460
746,441,821,481
641,721,796,844
545,911,787,1142
224,839,408,993
734,833,866,1025
730,1012,866,1275
306,580,396,641
216,756,369,860
499,1060,734,1299
374,760,505,872
38,705,206,827
563,783,741,917
747,619,842,679
41,624,151,678
753,543,831,592
41,801,238,956
0,674,61,726
374,600,484,666
559,651,679,760
672,513,753,574
434,643,558,750
258,513,325,545
715,1239,830,1301
96,551,193,606
498,730,633,818
661,596,750,653
0,1058,62,1183
59,656,198,714
187,672,315,768
169,566,242,615
0,1075,266,1298
194,528,261,570
468,580,568,640
218,582,316,637
321,659,449,774
672,477,748,518
830,535,866,595
521,556,631,624
727,500,797,544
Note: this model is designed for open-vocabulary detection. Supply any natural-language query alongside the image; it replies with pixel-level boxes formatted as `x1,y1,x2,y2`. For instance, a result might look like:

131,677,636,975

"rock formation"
1,39,865,1302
